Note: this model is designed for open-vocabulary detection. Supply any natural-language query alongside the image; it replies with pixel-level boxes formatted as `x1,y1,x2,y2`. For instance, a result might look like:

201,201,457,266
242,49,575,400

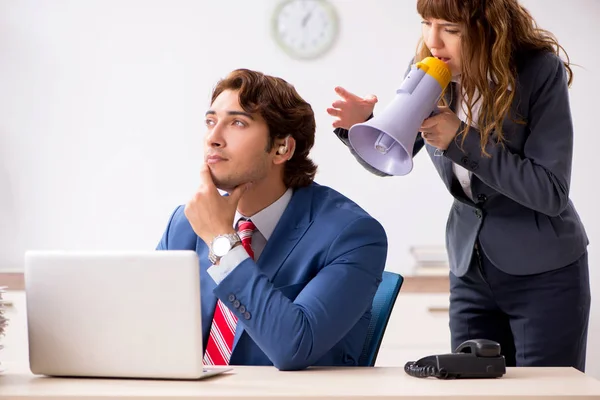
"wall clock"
271,0,339,60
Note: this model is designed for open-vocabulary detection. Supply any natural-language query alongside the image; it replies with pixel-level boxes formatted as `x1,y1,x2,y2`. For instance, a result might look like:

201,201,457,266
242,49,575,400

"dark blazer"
334,51,588,277
156,182,387,370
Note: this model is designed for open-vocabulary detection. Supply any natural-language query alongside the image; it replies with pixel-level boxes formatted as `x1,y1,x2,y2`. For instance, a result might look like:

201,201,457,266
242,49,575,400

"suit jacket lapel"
232,185,314,349
256,187,313,282
429,145,453,188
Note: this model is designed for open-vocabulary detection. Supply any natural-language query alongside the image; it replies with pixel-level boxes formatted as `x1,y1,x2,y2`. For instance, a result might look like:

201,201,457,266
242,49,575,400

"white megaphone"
348,57,452,176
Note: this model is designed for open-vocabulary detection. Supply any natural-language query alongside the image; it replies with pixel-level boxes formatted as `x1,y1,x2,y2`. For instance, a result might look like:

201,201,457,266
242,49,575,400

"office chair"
358,271,403,366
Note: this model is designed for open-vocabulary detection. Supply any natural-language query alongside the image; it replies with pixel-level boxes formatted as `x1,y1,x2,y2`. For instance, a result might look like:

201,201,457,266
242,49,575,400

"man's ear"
273,136,296,164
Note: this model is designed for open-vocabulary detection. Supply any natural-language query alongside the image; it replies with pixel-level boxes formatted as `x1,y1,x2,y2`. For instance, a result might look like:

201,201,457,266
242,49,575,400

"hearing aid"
277,136,294,158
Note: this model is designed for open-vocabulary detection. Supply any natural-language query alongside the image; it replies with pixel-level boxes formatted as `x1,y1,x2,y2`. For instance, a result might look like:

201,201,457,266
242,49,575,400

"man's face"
203,89,273,191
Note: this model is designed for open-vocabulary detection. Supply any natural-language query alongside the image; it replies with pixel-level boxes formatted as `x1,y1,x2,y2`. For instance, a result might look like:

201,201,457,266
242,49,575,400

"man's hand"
184,163,248,245
420,106,462,151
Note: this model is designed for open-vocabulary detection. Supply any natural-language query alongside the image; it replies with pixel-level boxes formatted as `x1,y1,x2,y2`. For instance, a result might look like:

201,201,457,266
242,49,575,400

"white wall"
0,0,598,376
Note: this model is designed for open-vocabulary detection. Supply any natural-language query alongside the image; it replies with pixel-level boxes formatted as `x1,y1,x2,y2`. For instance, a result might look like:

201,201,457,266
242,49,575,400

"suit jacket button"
244,311,251,320
228,294,236,302
474,209,482,218
461,156,469,165
477,194,487,202
233,300,241,309
239,305,246,313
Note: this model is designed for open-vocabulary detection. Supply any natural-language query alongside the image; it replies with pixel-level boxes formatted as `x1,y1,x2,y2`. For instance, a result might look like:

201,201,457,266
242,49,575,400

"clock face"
272,0,339,60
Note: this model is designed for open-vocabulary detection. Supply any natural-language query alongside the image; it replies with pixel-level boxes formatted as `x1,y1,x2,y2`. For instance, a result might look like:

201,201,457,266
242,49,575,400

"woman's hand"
327,86,378,130
420,106,462,151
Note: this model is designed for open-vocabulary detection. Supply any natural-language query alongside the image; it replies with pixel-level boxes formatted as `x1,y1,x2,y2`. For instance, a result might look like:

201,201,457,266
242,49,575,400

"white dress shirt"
452,81,479,201
207,188,293,284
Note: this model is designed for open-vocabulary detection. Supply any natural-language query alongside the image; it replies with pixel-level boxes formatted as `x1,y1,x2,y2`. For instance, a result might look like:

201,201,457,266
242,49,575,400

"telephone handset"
404,339,506,379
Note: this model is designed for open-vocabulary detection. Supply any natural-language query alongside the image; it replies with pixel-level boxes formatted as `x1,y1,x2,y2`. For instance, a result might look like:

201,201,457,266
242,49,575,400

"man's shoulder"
159,204,198,250
301,182,380,224
167,204,188,224
297,183,388,254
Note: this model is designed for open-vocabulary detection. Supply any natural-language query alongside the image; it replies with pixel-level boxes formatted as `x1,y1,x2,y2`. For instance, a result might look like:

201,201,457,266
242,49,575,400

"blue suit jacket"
156,182,388,370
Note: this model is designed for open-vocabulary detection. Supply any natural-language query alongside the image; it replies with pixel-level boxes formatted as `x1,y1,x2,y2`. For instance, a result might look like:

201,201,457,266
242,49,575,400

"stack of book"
409,245,449,276
0,286,6,372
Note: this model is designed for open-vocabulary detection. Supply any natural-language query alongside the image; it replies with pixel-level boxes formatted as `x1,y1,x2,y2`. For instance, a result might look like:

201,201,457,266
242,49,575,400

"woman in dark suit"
328,0,591,372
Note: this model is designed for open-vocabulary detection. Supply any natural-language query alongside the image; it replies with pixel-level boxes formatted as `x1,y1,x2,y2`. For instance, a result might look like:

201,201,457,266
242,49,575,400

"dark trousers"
449,244,591,372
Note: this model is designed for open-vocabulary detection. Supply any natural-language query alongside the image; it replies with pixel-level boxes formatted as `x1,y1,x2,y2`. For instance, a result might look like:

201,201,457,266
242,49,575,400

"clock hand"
301,6,316,27
301,11,312,27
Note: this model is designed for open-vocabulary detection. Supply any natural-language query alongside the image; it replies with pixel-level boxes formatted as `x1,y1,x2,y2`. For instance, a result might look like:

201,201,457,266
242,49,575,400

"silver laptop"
24,250,230,380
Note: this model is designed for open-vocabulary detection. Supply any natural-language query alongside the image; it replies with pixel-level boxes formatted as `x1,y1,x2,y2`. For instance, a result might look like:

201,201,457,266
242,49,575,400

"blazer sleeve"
443,54,573,216
212,216,388,371
333,58,425,176
333,125,392,177
155,205,198,251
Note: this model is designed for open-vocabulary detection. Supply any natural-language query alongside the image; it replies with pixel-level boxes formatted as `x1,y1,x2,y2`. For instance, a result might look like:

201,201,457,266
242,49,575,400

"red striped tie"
203,220,256,366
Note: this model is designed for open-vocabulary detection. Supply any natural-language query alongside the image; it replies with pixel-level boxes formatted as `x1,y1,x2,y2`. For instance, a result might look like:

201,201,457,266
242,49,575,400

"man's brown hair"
211,69,317,188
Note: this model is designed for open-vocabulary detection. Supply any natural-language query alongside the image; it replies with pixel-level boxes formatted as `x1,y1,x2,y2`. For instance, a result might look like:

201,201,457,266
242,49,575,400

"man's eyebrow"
205,110,255,120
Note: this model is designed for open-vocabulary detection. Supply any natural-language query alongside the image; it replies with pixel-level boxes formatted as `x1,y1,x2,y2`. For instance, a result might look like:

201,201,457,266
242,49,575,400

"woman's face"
421,18,462,76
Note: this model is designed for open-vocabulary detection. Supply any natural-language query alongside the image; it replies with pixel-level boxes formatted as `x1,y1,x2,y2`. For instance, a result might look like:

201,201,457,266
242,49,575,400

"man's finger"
228,183,250,204
199,163,218,191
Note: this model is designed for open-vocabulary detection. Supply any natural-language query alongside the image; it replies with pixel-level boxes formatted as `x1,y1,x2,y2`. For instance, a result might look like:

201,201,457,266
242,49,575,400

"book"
0,286,7,373
409,245,449,276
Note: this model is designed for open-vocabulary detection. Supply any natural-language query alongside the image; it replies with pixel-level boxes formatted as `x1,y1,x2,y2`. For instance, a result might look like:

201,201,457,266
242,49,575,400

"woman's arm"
332,58,426,177
333,125,426,177
443,53,573,216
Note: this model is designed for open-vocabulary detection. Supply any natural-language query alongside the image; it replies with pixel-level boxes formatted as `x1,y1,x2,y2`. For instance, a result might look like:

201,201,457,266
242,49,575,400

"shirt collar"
233,188,293,240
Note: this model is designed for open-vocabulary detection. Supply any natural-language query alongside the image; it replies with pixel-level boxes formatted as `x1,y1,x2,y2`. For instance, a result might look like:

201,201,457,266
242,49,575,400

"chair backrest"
358,271,403,366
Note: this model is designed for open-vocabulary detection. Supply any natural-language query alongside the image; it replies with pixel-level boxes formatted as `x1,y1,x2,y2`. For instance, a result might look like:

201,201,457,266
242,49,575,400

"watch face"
213,236,232,257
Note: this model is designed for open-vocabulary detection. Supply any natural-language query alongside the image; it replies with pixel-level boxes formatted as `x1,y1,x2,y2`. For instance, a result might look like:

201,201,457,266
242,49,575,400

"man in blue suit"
157,69,388,371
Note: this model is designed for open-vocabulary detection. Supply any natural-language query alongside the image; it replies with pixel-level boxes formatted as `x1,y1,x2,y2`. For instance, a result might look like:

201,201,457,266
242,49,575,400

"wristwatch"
208,233,241,264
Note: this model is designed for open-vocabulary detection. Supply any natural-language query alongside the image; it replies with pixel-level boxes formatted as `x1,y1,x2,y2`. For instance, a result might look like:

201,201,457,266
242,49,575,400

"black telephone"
404,339,506,379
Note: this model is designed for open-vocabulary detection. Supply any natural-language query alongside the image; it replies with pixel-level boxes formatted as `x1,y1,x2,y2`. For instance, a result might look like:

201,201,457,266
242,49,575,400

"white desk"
1,365,600,399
